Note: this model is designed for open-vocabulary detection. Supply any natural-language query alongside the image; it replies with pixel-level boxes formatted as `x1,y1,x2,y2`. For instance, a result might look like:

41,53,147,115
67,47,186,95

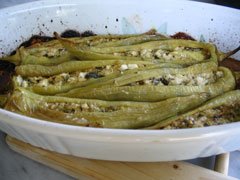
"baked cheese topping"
129,71,223,86
15,64,139,88
28,47,67,58
45,102,120,113
113,46,209,60
164,103,240,129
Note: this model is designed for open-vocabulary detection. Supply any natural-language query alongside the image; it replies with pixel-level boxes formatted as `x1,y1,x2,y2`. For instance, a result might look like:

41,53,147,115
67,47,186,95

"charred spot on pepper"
85,72,104,79
160,78,169,85
138,80,145,85
18,35,55,48
95,66,104,70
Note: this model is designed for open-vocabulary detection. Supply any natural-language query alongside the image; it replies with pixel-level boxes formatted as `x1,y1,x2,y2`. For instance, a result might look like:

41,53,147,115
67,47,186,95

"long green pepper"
59,37,218,66
1,33,166,66
14,60,158,95
5,88,209,129
60,66,234,102
148,90,240,129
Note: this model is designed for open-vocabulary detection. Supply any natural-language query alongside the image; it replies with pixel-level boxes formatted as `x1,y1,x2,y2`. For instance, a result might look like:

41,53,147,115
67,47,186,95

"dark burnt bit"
9,35,55,55
219,58,240,72
85,72,104,79
95,66,104,70
10,50,16,56
138,80,145,85
81,30,96,37
237,78,240,90
171,32,196,41
160,78,169,85
0,71,12,92
61,29,81,38
0,61,15,72
0,61,15,93
18,35,55,48
173,164,179,169
60,29,96,38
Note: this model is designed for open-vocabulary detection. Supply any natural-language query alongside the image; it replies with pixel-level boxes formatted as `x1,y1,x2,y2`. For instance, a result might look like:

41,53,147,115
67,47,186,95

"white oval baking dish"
0,0,239,162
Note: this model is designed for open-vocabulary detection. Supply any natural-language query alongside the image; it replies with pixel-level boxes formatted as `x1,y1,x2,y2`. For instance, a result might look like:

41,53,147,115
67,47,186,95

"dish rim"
0,0,240,142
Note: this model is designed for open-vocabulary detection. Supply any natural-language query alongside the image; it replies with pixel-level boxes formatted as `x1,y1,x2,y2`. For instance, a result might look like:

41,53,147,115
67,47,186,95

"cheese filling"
113,46,209,60
15,64,139,88
129,71,223,86
44,102,120,113
86,37,121,46
163,103,240,129
27,37,125,58
28,47,67,58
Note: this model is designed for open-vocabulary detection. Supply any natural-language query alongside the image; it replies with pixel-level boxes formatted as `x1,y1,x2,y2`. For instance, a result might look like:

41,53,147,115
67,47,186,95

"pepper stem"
221,45,240,61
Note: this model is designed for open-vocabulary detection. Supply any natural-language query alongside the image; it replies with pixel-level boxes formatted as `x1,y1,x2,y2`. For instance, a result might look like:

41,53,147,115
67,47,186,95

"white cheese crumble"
22,81,29,88
119,64,138,71
119,64,128,71
79,72,87,78
16,75,23,85
81,103,89,110
140,49,153,58
128,64,138,69
38,79,49,87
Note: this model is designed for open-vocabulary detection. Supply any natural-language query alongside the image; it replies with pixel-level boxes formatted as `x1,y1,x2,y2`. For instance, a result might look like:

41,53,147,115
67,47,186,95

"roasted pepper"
58,37,218,65
60,64,234,102
72,61,217,90
5,88,209,129
14,60,158,95
148,90,240,129
1,33,166,66
1,41,70,66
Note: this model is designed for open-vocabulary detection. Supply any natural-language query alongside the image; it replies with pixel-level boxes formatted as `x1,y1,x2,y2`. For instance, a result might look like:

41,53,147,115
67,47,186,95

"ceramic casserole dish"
0,0,239,162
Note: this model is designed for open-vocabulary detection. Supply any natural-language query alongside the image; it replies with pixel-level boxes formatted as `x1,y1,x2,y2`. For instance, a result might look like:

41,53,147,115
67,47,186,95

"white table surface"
0,1,239,180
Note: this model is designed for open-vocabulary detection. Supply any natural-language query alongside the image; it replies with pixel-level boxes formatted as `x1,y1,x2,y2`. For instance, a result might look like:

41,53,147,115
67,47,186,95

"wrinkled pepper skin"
59,37,218,65
14,60,158,95
60,65,234,102
5,88,209,129
1,33,166,66
1,41,71,66
148,90,240,129
1,31,239,130
15,60,154,77
69,61,217,90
